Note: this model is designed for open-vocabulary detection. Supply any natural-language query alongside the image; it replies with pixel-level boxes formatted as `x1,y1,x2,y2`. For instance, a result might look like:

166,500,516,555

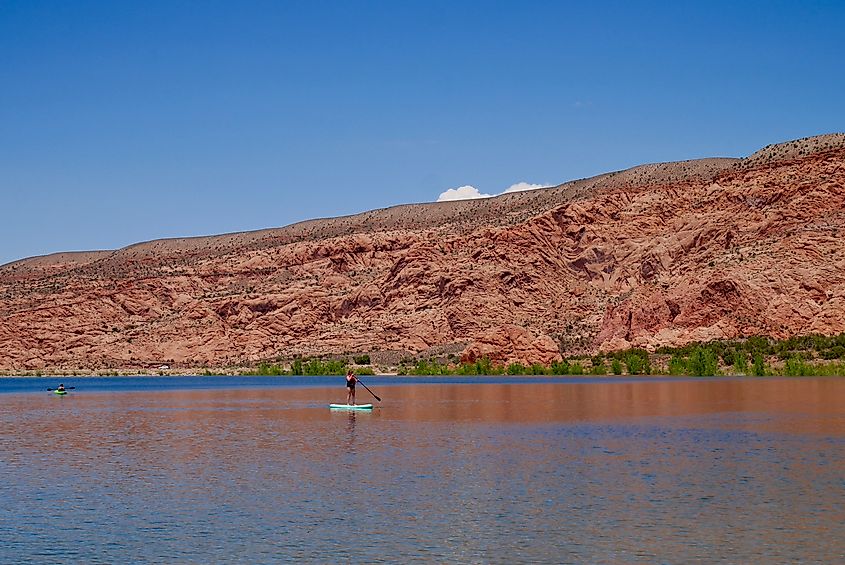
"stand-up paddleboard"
329,404,373,410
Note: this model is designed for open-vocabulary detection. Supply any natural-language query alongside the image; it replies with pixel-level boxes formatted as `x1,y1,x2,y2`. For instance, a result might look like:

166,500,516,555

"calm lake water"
1,376,844,563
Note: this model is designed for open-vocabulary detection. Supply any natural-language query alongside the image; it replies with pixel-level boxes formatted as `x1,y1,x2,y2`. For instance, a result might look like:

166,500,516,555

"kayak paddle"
47,387,75,391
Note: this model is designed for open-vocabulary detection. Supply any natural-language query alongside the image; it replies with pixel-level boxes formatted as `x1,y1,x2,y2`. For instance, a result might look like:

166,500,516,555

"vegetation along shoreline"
4,333,845,379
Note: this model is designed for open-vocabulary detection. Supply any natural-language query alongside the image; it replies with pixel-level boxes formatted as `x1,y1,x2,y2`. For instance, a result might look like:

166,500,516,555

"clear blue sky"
2,1,844,265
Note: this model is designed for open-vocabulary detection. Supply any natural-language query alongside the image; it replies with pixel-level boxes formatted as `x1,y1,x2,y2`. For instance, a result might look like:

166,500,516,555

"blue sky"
1,1,844,265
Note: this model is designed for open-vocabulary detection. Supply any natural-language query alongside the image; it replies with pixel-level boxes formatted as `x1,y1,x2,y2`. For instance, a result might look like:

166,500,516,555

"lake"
1,375,844,563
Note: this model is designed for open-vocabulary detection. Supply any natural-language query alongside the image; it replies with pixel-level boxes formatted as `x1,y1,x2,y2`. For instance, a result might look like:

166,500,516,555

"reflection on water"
1,378,844,563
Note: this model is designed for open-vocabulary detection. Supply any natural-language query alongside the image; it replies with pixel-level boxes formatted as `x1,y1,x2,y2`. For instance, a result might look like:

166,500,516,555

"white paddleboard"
329,404,374,410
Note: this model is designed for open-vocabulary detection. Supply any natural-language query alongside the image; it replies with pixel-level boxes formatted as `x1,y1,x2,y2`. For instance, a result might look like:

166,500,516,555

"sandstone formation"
460,325,562,366
1,133,844,370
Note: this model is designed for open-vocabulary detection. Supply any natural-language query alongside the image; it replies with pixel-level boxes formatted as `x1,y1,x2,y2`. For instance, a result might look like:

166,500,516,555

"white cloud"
436,181,548,202
436,185,493,202
502,182,545,194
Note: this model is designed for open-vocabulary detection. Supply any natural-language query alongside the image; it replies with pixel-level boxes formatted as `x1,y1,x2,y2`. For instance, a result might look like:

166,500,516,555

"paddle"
47,387,75,391
355,378,381,402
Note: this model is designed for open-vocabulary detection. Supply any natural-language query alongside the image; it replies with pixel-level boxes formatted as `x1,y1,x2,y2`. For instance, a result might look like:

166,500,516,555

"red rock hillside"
1,134,844,370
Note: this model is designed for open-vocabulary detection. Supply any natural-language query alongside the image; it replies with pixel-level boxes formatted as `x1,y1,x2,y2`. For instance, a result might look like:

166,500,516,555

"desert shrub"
821,345,845,360
529,363,548,375
455,363,476,375
625,355,644,375
303,358,348,375
473,356,496,375
806,362,845,376
687,346,719,376
353,354,371,365
778,357,845,376
733,351,749,375
506,363,526,375
784,356,813,376
744,336,772,356
752,353,766,376
290,358,303,375
252,362,285,376
551,360,571,375
569,362,585,375
407,359,451,375
624,349,651,375
668,354,687,375
611,358,623,375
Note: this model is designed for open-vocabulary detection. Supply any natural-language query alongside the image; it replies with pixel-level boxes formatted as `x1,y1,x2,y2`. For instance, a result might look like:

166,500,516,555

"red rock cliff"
1,134,844,370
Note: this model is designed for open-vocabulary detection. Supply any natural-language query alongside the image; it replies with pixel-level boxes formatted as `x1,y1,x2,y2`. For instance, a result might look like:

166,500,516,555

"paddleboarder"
345,369,357,406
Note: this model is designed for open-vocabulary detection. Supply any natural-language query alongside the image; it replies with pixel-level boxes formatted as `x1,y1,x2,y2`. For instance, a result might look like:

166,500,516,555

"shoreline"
0,369,402,378
2,371,841,379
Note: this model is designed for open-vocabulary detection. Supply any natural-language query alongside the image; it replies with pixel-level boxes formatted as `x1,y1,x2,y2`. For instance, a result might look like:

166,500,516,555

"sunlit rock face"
2,134,844,370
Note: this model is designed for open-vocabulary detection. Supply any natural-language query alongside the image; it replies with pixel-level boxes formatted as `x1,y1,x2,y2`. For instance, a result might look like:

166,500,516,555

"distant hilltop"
1,133,844,371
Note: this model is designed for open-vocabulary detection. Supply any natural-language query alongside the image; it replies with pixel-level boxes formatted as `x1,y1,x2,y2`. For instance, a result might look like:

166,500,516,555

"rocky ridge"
1,134,844,370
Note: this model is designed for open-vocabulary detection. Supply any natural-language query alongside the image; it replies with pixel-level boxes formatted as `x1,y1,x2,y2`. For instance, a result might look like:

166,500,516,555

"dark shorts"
347,382,355,389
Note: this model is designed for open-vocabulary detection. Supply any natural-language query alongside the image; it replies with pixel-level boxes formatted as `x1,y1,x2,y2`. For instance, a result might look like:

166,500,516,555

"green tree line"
242,333,845,377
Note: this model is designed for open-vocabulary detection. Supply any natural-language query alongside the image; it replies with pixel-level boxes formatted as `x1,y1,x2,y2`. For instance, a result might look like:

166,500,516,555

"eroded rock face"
461,325,562,366
1,134,844,370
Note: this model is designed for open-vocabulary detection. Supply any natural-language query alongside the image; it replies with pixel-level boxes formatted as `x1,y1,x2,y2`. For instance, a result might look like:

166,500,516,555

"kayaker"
345,370,357,405
57,384,65,392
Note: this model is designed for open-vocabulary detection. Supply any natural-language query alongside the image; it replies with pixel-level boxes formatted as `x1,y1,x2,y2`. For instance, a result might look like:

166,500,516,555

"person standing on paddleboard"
346,370,357,405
